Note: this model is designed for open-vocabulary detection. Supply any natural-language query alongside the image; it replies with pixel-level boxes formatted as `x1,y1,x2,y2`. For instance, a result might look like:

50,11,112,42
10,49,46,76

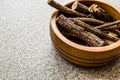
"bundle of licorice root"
48,0,120,47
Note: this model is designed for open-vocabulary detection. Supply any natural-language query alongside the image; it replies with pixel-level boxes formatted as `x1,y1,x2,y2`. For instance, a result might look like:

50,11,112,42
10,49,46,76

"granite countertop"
0,0,120,80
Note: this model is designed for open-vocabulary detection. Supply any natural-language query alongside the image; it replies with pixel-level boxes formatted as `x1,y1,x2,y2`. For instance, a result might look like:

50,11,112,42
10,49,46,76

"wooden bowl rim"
50,0,120,52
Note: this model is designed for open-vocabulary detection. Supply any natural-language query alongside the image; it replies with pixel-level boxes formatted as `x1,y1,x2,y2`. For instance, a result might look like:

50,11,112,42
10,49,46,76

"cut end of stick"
56,14,63,21
71,1,79,10
89,4,100,12
48,0,53,4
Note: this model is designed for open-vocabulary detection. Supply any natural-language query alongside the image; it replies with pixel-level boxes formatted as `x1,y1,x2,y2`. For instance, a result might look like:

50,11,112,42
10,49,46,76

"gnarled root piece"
48,0,87,17
56,14,108,47
71,1,90,14
89,4,114,22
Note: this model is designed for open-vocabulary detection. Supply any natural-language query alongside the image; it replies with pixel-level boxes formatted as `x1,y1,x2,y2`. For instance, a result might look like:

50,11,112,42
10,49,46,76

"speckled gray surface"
0,0,120,80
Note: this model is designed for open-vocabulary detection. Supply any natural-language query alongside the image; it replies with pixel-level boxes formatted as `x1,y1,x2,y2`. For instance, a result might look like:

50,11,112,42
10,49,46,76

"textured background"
0,0,120,80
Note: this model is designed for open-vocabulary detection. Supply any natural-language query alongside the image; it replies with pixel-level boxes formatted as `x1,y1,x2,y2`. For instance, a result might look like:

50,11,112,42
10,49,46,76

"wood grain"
50,0,120,67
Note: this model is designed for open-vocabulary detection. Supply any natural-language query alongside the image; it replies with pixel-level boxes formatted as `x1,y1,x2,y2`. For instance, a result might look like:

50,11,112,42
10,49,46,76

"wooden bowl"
50,0,120,67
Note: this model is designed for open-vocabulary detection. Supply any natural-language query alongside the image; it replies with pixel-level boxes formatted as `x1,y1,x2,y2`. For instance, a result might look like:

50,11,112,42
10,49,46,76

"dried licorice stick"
111,29,120,36
101,25,120,30
95,20,120,29
89,4,114,22
70,18,119,42
56,14,107,47
71,1,90,14
61,30,88,45
62,30,109,46
48,0,87,17
69,17,105,25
